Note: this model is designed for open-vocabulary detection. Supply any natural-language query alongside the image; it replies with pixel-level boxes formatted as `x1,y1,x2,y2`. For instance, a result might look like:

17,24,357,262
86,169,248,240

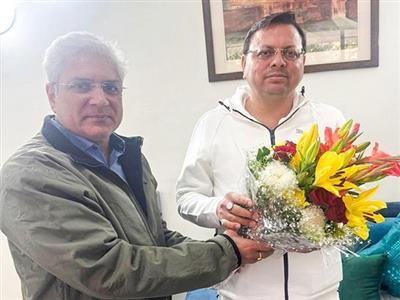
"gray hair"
43,31,128,82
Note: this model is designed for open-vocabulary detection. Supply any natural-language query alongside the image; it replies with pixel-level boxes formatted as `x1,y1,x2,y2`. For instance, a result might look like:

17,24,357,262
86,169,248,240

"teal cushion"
368,218,397,245
360,219,400,297
378,202,400,218
339,253,386,300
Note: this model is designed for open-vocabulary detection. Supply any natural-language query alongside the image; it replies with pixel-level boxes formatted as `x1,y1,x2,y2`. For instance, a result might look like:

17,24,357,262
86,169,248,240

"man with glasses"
0,31,274,300
177,12,345,300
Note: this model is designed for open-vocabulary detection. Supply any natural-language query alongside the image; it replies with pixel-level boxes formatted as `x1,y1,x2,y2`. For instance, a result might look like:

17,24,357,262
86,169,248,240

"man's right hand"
217,192,258,231
224,230,274,265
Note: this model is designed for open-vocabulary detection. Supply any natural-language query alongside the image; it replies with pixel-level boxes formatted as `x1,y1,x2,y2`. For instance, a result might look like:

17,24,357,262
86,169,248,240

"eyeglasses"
245,47,306,61
56,79,125,96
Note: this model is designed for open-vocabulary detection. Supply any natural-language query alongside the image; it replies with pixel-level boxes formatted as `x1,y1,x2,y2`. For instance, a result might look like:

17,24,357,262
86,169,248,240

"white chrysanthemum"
299,205,326,242
259,160,298,197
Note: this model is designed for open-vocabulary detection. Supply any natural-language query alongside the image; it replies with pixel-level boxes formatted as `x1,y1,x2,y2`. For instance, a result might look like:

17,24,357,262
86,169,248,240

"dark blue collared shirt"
51,118,127,182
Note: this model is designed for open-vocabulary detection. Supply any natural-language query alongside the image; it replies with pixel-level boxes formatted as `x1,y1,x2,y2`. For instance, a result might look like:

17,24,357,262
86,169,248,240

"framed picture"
202,0,379,82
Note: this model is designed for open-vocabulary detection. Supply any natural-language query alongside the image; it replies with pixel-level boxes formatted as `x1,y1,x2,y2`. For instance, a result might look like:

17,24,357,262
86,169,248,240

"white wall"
1,1,399,299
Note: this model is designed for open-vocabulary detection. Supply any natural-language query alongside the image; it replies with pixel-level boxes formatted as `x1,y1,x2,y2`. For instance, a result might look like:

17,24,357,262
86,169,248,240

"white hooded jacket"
176,86,346,300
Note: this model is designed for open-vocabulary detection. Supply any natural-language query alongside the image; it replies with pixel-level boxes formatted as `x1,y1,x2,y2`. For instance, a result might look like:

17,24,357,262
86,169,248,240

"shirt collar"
50,117,126,155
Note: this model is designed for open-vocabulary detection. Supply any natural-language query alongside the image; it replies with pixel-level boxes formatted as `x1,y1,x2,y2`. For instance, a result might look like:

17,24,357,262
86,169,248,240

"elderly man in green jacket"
0,32,273,300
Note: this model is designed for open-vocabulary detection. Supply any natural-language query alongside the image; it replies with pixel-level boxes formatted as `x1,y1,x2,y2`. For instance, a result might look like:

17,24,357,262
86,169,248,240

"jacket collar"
221,85,309,124
41,115,143,167
41,115,148,216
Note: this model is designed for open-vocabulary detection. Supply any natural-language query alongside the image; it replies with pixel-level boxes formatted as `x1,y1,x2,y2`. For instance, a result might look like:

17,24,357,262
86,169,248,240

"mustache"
265,71,288,78
84,108,114,115
83,111,114,118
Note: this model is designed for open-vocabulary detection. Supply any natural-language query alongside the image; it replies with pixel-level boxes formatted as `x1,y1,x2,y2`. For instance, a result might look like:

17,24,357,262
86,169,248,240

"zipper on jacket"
219,100,302,144
284,253,289,300
220,101,300,300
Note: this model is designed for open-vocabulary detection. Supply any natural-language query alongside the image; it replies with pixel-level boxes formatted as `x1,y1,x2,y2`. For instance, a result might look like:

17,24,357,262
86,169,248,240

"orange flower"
365,143,400,176
320,120,360,155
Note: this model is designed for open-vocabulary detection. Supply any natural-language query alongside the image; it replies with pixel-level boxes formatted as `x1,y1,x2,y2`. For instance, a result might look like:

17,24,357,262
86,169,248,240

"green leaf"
256,146,270,162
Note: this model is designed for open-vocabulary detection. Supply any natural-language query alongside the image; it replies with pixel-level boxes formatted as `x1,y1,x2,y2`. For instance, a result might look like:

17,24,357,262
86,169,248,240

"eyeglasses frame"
53,80,126,96
245,47,306,61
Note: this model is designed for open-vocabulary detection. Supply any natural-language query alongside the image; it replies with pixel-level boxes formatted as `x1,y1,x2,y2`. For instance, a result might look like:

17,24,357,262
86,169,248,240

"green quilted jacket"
0,116,238,300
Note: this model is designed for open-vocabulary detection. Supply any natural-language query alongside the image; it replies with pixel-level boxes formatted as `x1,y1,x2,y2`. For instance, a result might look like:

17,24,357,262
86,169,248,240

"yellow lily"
342,186,387,240
294,189,308,208
313,149,369,196
291,124,319,171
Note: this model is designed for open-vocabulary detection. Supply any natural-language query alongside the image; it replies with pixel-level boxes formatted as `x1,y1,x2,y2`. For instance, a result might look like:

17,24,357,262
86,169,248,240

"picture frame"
202,0,379,82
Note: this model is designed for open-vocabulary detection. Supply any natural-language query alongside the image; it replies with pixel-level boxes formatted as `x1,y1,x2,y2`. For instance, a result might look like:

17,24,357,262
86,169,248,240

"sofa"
339,201,400,300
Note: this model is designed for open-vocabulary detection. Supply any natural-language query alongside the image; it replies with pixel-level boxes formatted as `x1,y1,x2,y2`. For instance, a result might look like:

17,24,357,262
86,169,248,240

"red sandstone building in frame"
223,0,357,34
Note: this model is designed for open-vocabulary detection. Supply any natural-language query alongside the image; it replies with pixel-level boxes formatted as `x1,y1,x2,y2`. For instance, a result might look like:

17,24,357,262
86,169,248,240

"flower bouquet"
244,120,400,252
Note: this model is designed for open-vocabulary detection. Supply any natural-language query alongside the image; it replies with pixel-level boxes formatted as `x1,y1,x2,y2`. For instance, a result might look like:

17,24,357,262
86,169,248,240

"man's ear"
241,54,246,71
241,54,247,79
46,83,57,113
